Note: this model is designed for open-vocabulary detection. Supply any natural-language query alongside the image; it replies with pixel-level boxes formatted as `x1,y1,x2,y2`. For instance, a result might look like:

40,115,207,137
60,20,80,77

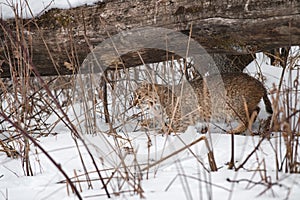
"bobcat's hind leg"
247,106,260,133
227,106,261,134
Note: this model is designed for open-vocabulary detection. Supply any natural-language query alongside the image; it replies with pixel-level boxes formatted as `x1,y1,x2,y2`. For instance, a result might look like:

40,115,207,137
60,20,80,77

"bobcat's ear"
141,81,154,90
141,81,148,87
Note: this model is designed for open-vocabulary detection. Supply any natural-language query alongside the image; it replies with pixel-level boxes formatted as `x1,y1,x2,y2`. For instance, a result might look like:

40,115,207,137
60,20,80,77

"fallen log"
0,0,299,77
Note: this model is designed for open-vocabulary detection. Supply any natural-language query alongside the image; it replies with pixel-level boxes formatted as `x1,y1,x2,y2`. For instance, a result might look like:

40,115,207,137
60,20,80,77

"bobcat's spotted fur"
133,73,273,134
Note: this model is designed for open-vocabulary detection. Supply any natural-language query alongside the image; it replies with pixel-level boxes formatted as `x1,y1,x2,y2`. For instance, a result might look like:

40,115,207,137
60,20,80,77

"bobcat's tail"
263,92,273,114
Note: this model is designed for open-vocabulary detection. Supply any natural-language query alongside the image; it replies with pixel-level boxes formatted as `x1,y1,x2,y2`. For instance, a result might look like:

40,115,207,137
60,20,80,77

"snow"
0,0,101,19
1,131,300,199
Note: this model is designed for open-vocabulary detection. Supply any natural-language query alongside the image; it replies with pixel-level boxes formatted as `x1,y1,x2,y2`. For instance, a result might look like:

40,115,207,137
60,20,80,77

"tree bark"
0,0,299,77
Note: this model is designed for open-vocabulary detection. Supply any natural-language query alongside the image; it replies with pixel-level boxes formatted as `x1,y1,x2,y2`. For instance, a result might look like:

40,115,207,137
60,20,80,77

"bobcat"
133,73,273,134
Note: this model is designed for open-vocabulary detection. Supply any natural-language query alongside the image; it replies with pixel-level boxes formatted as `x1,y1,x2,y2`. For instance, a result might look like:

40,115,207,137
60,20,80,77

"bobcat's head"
132,82,160,107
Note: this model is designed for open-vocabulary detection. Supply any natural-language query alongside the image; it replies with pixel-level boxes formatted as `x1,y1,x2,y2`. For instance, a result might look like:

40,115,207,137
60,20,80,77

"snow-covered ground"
1,52,299,200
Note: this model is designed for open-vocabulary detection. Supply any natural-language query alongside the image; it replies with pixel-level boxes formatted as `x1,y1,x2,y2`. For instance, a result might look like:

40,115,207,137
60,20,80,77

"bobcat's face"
132,83,160,107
